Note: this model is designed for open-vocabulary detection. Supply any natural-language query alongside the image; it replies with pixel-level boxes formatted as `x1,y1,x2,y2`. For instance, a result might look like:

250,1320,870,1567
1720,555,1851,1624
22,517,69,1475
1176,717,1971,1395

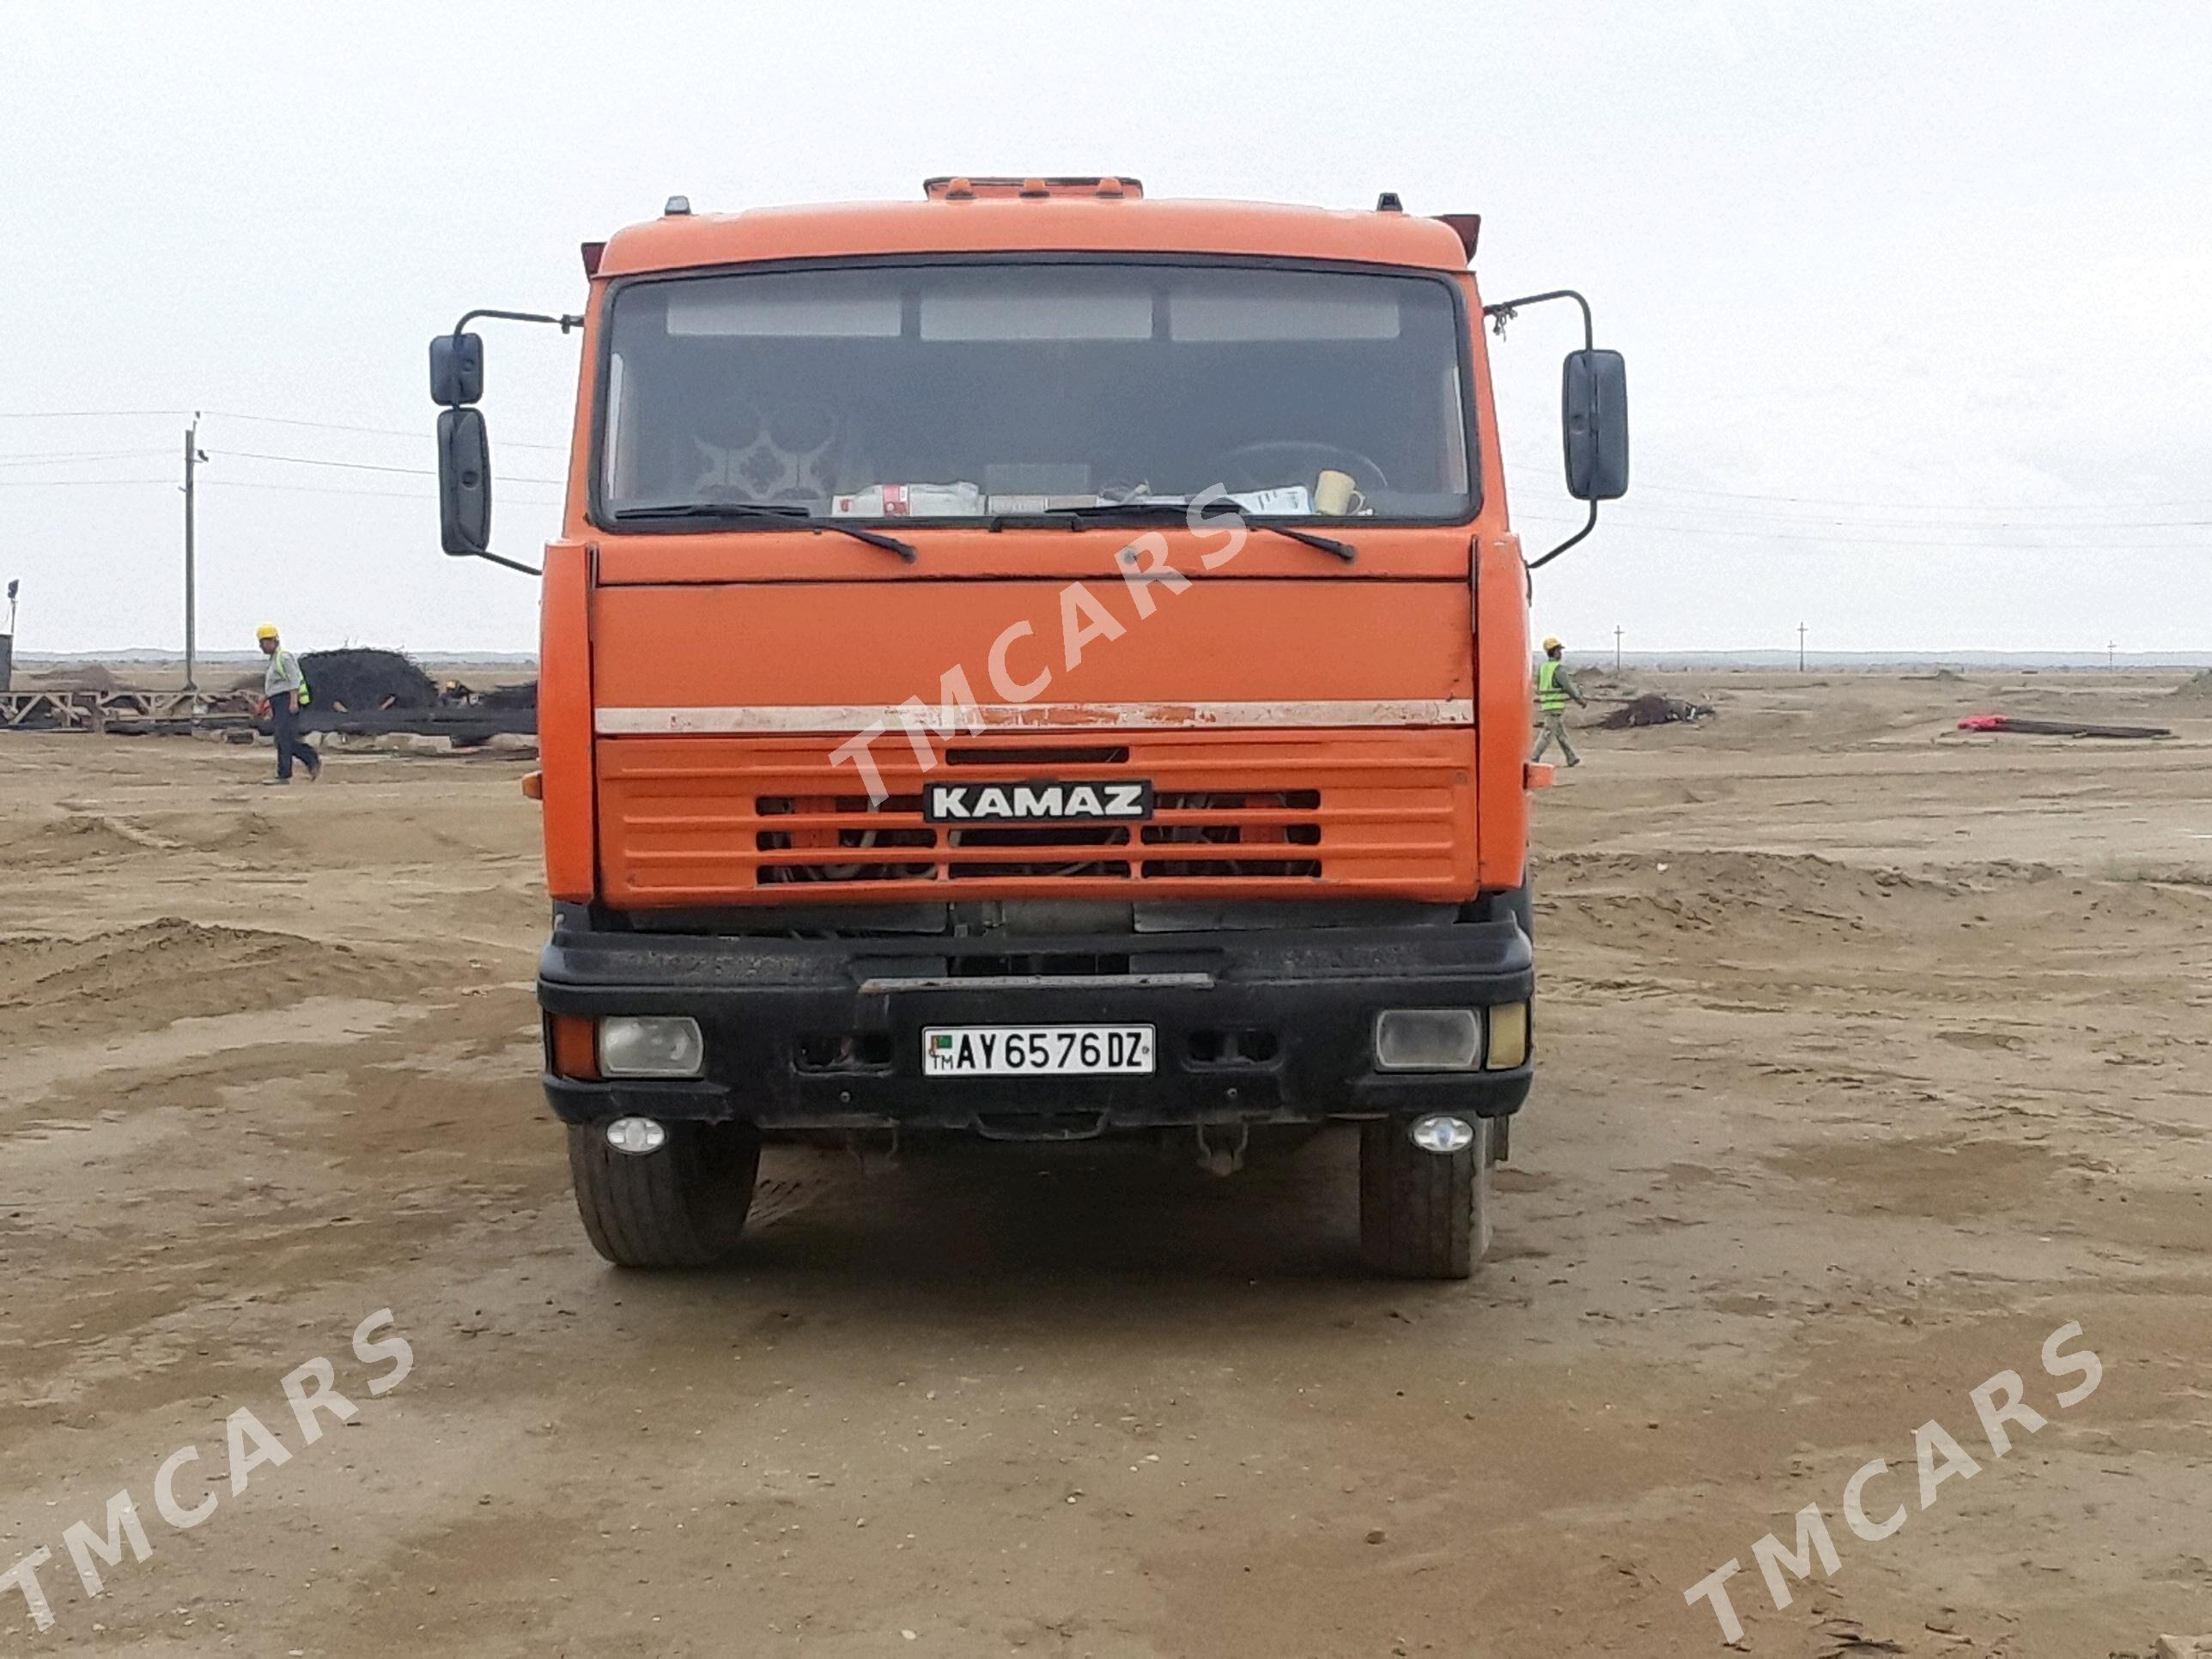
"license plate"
923,1024,1156,1077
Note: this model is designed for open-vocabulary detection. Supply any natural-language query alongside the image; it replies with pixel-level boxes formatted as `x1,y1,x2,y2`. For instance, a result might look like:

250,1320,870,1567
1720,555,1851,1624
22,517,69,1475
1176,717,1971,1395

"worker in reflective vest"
1529,636,1588,769
257,624,322,785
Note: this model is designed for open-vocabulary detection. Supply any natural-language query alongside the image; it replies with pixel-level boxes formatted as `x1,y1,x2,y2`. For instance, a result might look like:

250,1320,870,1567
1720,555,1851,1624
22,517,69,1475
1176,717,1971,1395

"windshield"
598,261,1473,524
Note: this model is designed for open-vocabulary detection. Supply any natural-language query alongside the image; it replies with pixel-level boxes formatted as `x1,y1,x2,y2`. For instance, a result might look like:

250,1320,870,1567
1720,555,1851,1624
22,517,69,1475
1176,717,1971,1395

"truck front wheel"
1358,1117,1494,1279
566,1121,761,1267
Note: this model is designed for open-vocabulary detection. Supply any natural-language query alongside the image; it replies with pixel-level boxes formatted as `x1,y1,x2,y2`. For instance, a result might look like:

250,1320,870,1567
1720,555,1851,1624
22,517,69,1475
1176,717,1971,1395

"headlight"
599,1016,706,1079
1373,1008,1481,1072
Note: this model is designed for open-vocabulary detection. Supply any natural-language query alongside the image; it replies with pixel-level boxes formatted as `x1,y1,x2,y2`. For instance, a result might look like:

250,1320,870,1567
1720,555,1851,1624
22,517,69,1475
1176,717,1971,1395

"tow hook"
1194,1121,1249,1177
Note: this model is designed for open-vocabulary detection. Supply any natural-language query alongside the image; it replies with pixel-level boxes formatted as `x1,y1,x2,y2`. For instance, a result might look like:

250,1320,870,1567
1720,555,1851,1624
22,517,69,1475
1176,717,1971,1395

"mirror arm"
436,309,577,580
1482,288,1593,350
451,307,584,339
470,549,544,578
1526,501,1597,571
1484,289,1603,568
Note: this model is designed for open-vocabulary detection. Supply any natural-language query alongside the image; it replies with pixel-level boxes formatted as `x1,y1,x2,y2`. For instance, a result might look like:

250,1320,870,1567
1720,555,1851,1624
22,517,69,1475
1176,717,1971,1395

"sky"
3,0,2208,658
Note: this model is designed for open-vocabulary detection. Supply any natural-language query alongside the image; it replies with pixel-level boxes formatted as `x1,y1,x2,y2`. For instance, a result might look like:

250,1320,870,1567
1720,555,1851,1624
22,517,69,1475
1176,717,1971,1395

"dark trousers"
271,697,319,780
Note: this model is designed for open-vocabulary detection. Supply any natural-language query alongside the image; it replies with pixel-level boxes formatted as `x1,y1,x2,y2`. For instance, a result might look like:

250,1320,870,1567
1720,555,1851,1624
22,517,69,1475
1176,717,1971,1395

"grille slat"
621,805,1449,833
619,840,1456,867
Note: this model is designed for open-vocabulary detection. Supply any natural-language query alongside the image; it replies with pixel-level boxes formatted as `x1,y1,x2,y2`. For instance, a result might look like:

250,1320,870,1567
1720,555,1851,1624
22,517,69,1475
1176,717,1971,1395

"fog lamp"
604,1116,668,1155
1407,1113,1476,1154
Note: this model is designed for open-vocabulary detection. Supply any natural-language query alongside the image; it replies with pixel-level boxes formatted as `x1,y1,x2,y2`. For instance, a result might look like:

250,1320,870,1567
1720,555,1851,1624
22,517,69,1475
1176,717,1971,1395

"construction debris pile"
300,647,438,711
0,645,537,741
448,678,538,712
1597,692,1715,730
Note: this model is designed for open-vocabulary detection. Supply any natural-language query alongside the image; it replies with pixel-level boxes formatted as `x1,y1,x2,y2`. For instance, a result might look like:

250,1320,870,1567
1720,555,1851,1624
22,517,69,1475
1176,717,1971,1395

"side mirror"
430,332,483,407
437,407,492,556
1562,348,1629,501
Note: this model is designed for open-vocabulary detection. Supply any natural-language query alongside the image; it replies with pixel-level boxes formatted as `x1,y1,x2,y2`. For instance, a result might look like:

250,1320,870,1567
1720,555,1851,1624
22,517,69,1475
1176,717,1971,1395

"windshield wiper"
1035,500,1357,563
612,501,918,563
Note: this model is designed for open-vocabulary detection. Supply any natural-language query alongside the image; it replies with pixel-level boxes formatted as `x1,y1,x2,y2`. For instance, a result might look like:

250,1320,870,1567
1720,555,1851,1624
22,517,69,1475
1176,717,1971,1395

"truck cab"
430,177,1627,1278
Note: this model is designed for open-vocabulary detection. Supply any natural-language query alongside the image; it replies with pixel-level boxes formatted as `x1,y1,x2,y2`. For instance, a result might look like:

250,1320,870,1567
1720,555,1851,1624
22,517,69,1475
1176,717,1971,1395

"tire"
1358,1116,1493,1279
566,1121,761,1267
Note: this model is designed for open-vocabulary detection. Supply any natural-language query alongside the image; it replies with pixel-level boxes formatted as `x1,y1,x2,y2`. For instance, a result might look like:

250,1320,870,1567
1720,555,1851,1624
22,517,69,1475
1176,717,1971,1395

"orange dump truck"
429,177,1627,1278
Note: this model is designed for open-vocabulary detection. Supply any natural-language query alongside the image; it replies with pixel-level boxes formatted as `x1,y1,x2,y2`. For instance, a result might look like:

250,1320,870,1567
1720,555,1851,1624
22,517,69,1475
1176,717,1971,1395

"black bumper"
538,920,1533,1135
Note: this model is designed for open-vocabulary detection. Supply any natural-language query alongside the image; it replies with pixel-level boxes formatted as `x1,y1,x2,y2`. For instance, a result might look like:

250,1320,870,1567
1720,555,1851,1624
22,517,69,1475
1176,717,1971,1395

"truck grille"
751,781,1324,884
598,728,1473,905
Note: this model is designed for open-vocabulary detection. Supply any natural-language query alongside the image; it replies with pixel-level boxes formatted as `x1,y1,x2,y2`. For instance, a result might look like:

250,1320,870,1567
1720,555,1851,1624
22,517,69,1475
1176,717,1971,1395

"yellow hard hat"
1541,635,1562,651
255,624,280,641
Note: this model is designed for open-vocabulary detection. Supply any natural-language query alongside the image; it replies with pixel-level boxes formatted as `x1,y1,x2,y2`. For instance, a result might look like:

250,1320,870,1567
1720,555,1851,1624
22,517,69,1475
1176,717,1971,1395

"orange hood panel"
591,576,1472,722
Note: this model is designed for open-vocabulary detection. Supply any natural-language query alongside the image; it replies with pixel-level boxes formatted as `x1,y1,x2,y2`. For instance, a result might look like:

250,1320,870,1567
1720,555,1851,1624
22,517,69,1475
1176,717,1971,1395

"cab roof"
594,184,1475,279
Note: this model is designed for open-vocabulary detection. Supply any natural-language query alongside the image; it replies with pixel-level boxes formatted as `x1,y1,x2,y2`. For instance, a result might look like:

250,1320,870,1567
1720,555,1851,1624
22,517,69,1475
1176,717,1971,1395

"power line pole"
2106,640,2116,672
1797,623,1808,672
1613,625,1623,674
182,415,204,693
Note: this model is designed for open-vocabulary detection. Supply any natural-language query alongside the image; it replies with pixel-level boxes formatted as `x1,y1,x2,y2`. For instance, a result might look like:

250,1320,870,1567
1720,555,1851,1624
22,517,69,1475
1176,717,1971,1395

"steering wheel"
1210,441,1391,497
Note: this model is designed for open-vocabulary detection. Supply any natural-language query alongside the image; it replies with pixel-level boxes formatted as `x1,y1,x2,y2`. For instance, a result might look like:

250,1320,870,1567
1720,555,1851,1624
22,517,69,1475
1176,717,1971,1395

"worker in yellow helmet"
1530,635,1588,768
256,625,321,784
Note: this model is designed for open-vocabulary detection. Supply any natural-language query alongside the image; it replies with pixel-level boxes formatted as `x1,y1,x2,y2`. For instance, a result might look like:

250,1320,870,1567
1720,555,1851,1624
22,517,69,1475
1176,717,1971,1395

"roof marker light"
923,176,1146,201
663,195,691,216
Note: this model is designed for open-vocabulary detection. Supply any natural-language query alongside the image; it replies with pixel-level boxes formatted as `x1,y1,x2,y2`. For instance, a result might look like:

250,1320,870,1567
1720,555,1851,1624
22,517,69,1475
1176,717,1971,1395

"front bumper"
538,919,1533,1135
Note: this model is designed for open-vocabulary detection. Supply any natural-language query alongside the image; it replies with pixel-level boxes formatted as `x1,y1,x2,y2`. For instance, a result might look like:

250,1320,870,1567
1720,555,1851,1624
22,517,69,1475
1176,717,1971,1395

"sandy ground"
2,672,2208,1657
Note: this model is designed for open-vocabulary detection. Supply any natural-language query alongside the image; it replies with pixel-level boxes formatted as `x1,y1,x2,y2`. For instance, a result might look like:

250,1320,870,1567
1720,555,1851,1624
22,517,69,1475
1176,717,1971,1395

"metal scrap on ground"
1957,714,2173,739
1596,691,1716,730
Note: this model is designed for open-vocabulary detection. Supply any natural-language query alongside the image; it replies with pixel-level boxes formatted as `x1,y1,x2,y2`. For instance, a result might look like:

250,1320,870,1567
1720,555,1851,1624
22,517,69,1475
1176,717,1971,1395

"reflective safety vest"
266,649,312,707
1537,659,1570,712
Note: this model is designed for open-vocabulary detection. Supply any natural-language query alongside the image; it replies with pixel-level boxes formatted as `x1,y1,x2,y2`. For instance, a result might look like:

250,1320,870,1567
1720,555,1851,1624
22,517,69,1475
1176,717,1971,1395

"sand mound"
0,917,392,1038
1542,849,1960,939
0,813,180,866
2169,669,2212,702
1539,849,2206,966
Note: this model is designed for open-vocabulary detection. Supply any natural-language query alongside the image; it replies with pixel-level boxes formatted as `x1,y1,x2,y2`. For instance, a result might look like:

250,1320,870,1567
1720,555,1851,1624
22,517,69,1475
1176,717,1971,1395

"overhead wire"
0,406,568,451
3,410,2203,540
1501,463,2211,514
202,477,562,504
0,448,173,468
198,408,569,452
214,447,565,485
1508,513,2209,551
